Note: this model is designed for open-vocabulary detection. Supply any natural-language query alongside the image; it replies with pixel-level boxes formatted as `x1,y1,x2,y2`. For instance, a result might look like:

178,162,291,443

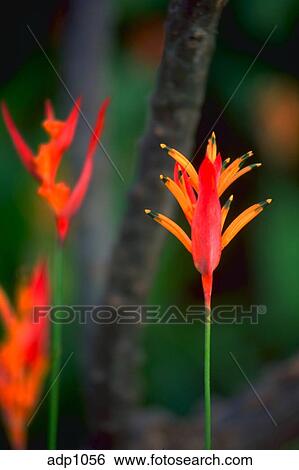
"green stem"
48,240,64,450
204,305,211,450
202,272,213,450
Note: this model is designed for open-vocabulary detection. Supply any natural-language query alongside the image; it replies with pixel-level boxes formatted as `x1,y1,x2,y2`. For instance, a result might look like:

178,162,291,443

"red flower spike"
60,97,110,221
1,102,37,178
2,97,109,242
44,99,55,120
145,133,271,307
53,97,81,154
0,262,50,449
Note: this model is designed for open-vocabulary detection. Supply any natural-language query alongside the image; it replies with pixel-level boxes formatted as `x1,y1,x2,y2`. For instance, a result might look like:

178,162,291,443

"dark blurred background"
0,0,298,449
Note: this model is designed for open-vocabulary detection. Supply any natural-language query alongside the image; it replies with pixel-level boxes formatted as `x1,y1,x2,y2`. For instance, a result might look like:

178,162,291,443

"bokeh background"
0,0,299,449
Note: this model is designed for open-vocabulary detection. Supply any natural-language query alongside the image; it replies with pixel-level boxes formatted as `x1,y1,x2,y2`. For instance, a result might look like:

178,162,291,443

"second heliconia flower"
2,98,109,241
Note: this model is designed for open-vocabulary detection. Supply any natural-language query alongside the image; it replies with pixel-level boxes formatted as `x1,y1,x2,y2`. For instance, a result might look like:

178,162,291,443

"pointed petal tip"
160,143,170,151
241,150,254,160
223,194,234,208
259,198,272,208
145,209,158,219
223,157,230,168
246,163,262,171
160,174,168,183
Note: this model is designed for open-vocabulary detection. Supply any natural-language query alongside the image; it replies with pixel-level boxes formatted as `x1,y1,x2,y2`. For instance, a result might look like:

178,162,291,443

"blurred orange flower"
0,263,49,449
253,78,299,168
2,98,109,241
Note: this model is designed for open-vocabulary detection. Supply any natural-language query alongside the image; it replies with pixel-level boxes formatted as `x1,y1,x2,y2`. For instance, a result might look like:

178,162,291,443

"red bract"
2,98,110,241
0,263,50,449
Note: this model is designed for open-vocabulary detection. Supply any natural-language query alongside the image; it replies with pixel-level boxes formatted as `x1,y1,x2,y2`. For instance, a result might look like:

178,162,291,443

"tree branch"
86,0,227,448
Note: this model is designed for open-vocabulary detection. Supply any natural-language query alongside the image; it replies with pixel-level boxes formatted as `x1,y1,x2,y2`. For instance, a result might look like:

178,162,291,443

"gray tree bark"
61,0,115,302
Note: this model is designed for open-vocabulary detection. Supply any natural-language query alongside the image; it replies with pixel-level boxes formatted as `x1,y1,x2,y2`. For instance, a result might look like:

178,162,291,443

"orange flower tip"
160,174,168,183
250,163,262,169
259,199,272,209
211,131,216,143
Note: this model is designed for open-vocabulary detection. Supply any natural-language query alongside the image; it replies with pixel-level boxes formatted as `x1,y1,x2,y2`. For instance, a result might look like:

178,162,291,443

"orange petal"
160,144,199,191
160,175,193,224
222,199,272,249
38,181,71,215
145,209,192,253
218,151,253,196
221,195,233,230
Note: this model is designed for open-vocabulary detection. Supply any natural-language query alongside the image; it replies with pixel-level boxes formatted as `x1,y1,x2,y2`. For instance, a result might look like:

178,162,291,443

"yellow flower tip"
160,174,168,183
259,199,272,209
248,150,254,157
160,143,170,151
223,194,234,209
249,163,262,169
144,209,158,219
207,132,217,163
223,157,230,169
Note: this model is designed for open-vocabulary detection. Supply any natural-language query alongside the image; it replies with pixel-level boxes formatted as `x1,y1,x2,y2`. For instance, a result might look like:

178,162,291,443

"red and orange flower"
0,262,49,449
2,98,109,241
145,133,271,307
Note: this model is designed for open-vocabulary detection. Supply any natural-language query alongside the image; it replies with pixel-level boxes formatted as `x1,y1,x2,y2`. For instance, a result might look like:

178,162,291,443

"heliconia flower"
1,98,110,241
0,263,49,449
145,133,271,308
